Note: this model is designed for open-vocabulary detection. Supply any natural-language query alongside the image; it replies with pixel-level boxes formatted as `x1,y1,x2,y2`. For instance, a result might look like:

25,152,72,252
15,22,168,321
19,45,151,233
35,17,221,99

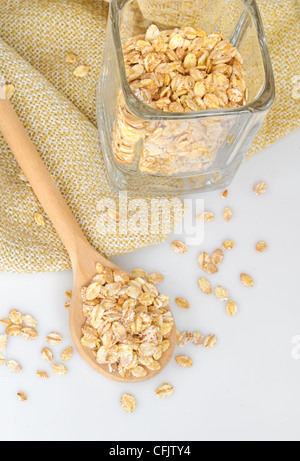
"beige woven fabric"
0,0,299,273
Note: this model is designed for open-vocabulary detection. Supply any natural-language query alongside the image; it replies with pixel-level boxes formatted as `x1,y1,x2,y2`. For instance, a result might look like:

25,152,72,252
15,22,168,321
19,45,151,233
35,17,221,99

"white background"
0,128,299,442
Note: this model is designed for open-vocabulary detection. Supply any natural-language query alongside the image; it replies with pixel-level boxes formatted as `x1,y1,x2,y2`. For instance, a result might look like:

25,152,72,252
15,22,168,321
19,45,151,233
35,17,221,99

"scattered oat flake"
226,301,238,317
215,286,228,301
61,347,73,361
148,273,164,285
0,353,5,365
211,248,224,265
170,240,187,255
156,383,174,399
65,52,77,63
46,333,63,345
7,360,22,373
9,309,22,325
241,273,254,287
1,83,15,100
132,268,147,278
52,363,68,375
203,262,218,274
175,297,190,310
17,392,27,402
22,314,37,327
21,328,38,340
204,335,217,349
6,324,22,337
192,332,204,346
197,252,210,268
65,290,72,300
256,241,267,253
198,278,212,295
176,355,193,368
41,347,54,362
223,240,235,250
253,182,267,195
223,207,232,222
34,212,45,226
121,394,136,413
0,318,11,326
0,335,8,352
221,189,228,198
37,370,49,379
197,211,214,223
74,65,90,77
177,331,193,347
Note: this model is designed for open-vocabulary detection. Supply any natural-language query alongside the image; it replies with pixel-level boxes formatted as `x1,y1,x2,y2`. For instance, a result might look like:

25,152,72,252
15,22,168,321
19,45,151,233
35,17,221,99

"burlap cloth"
0,0,299,273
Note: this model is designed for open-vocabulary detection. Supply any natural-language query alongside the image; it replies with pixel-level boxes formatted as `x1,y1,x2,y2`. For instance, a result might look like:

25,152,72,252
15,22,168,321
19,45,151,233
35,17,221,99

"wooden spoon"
0,99,176,382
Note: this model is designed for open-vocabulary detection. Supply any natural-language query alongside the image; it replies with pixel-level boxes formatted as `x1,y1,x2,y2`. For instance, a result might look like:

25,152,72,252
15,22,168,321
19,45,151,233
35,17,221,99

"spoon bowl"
0,99,176,382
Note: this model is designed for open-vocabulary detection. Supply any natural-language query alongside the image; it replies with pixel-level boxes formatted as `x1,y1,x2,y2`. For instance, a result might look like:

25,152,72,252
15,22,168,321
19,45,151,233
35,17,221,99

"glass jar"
97,0,275,195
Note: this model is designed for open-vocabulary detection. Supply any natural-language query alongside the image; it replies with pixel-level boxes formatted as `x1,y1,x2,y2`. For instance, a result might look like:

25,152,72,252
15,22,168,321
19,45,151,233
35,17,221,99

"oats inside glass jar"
112,24,248,175
80,265,174,379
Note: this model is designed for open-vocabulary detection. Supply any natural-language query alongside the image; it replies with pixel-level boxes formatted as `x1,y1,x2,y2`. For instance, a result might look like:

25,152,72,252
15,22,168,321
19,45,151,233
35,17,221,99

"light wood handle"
0,99,88,262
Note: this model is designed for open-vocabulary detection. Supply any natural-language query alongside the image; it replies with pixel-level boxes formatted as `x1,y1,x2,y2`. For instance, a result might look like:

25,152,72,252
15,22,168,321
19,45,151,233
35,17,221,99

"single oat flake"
0,353,5,365
197,212,215,223
156,383,174,399
41,347,54,362
37,370,49,379
175,355,193,368
226,301,238,317
132,268,147,278
221,190,228,199
0,318,11,326
256,241,268,253
52,363,68,375
9,309,22,325
121,394,136,413
34,212,45,226
61,347,73,361
215,286,229,301
65,52,77,63
211,249,224,266
46,332,63,345
197,252,211,268
1,83,15,100
6,324,22,337
7,360,22,373
177,331,193,348
204,335,217,349
170,240,188,255
0,334,8,352
223,240,235,250
21,327,38,340
175,297,190,310
240,273,254,287
17,392,27,402
22,315,37,328
198,278,212,295
223,207,233,222
148,273,164,285
253,182,267,195
74,65,90,77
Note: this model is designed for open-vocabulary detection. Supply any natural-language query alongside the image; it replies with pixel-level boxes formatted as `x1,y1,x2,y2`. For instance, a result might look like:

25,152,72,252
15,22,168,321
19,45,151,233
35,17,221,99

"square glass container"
97,0,275,195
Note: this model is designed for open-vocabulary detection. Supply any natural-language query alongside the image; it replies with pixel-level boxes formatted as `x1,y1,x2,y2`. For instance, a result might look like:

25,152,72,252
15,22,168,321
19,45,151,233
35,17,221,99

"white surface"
0,128,300,442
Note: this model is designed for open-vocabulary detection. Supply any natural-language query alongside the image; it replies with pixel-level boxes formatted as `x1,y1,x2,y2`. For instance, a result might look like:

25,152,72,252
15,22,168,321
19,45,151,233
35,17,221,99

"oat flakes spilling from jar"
80,264,174,379
112,24,248,175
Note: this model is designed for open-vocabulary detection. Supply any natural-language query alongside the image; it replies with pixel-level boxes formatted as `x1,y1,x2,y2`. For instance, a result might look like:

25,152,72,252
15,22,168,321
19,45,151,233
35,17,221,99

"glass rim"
110,0,275,121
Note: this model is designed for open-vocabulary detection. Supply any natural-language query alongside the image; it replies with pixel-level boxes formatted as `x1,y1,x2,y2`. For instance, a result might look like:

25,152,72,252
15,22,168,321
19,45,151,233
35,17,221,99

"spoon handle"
0,99,88,262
